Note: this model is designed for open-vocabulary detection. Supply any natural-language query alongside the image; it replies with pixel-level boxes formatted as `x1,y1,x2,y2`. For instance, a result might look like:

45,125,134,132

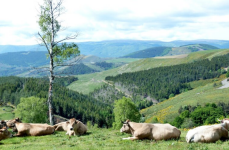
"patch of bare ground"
155,54,188,59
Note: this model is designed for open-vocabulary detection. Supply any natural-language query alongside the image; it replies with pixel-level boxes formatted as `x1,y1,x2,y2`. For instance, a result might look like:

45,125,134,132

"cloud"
0,0,229,44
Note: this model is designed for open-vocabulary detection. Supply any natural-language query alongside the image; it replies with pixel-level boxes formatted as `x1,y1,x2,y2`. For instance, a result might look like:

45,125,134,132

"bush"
171,116,184,128
181,118,195,129
112,97,141,129
15,96,48,123
151,117,159,123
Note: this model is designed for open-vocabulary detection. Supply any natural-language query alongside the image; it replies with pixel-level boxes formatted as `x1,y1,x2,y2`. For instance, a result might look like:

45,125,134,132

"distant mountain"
0,51,128,76
122,44,218,58
0,40,229,58
0,51,49,67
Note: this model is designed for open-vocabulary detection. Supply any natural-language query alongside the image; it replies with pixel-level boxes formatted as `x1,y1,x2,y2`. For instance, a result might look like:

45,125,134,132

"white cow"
120,120,181,141
186,119,229,143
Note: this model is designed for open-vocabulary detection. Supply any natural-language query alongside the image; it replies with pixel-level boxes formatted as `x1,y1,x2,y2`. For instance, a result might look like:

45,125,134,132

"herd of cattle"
0,118,229,144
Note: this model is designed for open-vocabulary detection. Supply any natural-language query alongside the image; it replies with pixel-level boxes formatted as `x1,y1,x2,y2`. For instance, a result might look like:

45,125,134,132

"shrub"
181,118,195,129
112,97,141,129
15,96,48,123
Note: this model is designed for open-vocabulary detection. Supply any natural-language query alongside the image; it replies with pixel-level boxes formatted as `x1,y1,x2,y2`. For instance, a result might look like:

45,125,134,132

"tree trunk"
48,54,54,125
48,0,55,126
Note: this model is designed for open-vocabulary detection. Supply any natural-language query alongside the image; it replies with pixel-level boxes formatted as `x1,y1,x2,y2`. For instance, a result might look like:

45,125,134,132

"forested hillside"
105,53,229,101
0,76,113,127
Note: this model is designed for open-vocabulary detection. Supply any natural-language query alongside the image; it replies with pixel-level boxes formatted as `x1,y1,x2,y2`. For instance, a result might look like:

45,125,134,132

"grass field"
68,49,229,94
0,106,14,120
1,127,229,150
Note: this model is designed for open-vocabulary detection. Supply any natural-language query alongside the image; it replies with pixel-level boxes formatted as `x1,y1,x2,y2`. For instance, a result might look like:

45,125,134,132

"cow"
0,120,7,129
186,118,229,143
53,121,68,131
66,118,87,136
7,118,55,136
120,120,181,141
0,127,12,141
6,118,22,132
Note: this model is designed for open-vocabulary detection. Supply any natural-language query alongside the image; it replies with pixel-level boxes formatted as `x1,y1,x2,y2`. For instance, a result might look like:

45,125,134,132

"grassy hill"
68,49,229,94
122,44,218,58
141,75,229,123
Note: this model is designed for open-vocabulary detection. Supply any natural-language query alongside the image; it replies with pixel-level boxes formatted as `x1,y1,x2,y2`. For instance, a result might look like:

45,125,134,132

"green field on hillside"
68,49,229,94
0,106,14,120
141,75,229,123
1,128,229,150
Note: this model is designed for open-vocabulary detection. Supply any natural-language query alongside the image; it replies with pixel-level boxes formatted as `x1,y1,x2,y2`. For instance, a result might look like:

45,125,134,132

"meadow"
1,127,229,150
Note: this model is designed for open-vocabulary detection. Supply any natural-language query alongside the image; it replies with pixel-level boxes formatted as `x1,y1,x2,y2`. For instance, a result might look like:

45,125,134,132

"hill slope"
141,75,229,123
68,49,229,94
123,44,218,58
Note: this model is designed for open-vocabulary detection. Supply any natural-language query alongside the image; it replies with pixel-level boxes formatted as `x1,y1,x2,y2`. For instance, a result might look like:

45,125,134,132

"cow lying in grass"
53,121,68,131
0,127,12,141
7,118,55,136
186,118,229,143
65,118,87,136
120,120,181,141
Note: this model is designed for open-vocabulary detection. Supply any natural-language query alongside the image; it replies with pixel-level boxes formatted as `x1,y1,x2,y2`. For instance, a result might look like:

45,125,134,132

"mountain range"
1,39,229,58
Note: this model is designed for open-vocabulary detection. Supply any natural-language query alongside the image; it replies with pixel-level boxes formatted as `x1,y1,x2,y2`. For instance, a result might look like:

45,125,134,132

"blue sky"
0,0,229,45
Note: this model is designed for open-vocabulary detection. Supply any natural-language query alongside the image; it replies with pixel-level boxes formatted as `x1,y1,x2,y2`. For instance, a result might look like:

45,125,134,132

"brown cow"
7,119,55,136
53,121,68,131
120,120,181,141
0,120,7,129
0,127,12,141
66,118,87,136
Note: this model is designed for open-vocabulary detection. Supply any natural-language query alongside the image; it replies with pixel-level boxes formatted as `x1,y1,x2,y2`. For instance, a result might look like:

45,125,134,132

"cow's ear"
126,119,130,123
15,118,19,122
217,118,223,123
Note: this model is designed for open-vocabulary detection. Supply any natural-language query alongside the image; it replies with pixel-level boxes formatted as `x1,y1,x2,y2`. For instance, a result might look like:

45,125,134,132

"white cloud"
0,0,229,45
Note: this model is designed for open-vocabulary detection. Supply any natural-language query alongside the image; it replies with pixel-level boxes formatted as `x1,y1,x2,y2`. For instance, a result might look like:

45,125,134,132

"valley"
1,41,229,149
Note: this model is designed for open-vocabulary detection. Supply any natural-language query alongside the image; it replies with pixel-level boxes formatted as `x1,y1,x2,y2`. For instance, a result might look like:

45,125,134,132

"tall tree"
38,0,80,125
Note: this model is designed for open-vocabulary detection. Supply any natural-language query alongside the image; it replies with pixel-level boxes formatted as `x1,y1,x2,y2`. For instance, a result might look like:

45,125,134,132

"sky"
0,0,229,45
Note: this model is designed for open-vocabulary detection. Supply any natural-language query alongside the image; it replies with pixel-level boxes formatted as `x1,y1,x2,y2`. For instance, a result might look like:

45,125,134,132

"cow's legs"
122,136,139,140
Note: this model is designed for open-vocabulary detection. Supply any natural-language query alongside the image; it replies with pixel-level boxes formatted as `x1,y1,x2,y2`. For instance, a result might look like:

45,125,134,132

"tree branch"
38,32,50,54
54,33,78,46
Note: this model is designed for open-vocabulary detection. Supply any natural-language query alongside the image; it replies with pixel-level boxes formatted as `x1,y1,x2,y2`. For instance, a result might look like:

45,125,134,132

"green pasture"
0,106,14,120
1,128,229,150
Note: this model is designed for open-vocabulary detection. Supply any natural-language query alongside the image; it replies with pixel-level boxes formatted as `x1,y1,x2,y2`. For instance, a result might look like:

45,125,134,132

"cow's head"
66,118,79,131
6,118,21,132
120,120,131,133
0,120,7,129
0,127,12,138
218,118,229,130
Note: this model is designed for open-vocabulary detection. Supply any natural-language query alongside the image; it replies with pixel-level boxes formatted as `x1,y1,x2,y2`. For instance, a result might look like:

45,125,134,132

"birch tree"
38,0,80,125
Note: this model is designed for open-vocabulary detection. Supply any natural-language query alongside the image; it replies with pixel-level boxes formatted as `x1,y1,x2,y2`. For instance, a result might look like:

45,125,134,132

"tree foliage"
15,97,48,123
113,97,140,129
174,103,225,128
